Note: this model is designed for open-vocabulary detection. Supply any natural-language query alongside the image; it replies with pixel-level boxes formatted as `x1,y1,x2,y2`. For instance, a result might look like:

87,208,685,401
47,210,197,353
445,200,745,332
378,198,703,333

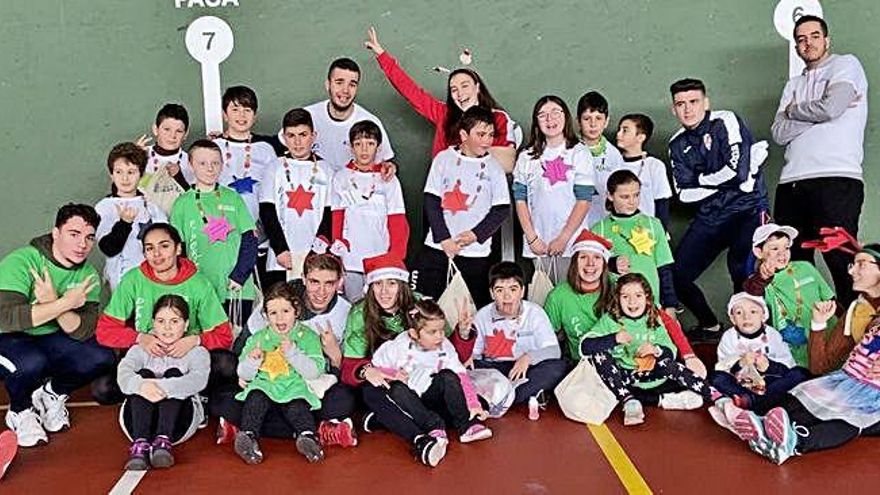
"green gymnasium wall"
0,0,876,317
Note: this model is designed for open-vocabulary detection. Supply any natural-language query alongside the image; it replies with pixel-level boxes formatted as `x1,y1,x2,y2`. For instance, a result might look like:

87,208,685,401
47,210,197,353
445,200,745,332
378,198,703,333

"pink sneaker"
0,430,17,480
319,418,358,448
215,417,238,445
429,429,448,439
460,424,493,444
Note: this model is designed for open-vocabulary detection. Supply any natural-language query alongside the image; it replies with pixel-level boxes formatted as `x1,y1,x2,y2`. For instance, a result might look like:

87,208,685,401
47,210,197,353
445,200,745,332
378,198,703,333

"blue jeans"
0,332,115,412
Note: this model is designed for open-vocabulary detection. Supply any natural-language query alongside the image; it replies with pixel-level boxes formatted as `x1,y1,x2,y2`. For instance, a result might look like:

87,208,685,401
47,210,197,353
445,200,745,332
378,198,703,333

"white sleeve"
423,155,445,196
715,330,741,371
649,157,673,200
376,119,395,162
471,308,489,359
767,328,797,368
329,172,345,211
572,146,596,189
834,55,869,95
386,178,406,215
441,339,467,373
148,201,168,223
259,165,278,204
371,338,402,369
532,305,560,350
512,151,532,187
489,162,512,207
94,199,117,240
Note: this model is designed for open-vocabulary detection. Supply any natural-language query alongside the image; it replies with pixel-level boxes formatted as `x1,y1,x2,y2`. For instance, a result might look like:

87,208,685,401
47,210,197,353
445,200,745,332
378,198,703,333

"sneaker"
428,428,447,440
659,391,704,410
149,435,174,469
730,409,767,442
5,409,47,447
459,424,493,444
215,417,239,445
412,434,448,468
31,384,69,433
234,431,263,465
0,430,18,480
708,398,738,437
622,399,645,426
318,418,358,448
763,407,803,465
528,396,540,421
361,411,383,433
747,437,780,464
124,438,151,471
295,432,325,463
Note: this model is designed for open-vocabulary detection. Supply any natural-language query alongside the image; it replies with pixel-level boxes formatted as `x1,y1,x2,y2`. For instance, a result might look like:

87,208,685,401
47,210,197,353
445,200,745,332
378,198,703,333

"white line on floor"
108,470,148,495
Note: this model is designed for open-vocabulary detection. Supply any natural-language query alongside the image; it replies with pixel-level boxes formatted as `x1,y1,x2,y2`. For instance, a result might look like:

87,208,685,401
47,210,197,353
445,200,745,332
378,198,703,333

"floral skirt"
790,370,880,429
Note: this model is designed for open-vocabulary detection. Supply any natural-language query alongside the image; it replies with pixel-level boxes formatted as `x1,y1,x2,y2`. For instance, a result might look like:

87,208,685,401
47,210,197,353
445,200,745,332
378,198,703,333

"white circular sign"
185,16,234,64
774,0,824,40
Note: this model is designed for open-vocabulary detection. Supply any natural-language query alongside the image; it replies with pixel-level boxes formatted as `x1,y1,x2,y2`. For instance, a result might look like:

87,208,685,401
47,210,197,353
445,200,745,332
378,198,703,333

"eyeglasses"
537,109,565,121
848,259,879,271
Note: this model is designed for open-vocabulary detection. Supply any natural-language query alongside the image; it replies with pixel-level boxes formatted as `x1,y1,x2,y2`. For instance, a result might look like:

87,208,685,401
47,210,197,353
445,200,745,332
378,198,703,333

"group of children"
1,37,877,475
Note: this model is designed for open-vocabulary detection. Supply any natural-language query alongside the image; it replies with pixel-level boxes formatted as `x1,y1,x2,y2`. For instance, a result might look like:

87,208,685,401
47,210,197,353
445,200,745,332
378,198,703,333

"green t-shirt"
544,281,603,359
592,213,673,298
236,323,325,408
103,266,227,336
0,245,100,336
342,293,445,358
764,261,836,367
587,313,676,389
170,186,256,302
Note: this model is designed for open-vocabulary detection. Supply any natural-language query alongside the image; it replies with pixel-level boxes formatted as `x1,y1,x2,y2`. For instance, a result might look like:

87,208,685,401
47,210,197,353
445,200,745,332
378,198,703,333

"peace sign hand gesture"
364,26,386,56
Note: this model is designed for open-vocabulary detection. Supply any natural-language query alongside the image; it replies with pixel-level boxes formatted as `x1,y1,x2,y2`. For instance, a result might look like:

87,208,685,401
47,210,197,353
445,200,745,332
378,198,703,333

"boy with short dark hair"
577,91,625,226
143,103,193,190
415,106,510,309
259,109,334,289
330,120,409,301
668,78,770,341
454,261,567,420
614,113,674,228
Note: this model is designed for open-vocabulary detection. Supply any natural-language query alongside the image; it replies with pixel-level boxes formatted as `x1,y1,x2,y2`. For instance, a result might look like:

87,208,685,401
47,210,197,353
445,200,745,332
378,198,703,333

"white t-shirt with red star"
513,143,595,257
423,147,511,258
213,137,276,222
471,300,559,362
259,156,333,272
330,165,406,272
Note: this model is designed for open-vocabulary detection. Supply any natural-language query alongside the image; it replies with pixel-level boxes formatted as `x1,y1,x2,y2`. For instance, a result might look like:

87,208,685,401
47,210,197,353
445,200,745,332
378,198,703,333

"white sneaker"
5,409,48,447
659,391,704,410
32,383,70,432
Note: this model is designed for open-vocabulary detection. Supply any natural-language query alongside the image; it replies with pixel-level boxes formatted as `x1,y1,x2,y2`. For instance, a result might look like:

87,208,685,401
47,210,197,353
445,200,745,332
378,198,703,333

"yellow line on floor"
587,424,652,495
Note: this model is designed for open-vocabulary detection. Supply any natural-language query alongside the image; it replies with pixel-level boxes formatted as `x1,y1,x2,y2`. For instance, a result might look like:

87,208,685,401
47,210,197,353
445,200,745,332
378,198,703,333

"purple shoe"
125,438,151,471
150,435,174,468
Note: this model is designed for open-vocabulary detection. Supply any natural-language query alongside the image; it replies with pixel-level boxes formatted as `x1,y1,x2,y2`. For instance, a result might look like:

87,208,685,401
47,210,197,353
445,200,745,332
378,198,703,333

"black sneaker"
361,411,384,433
412,434,448,468
234,431,263,465
687,324,722,343
295,432,325,463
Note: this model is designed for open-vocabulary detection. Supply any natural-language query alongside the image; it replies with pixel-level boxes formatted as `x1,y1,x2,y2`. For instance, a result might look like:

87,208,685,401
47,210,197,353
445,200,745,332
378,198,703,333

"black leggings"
779,394,880,454
386,369,475,435
121,369,195,442
587,350,712,405
239,390,316,438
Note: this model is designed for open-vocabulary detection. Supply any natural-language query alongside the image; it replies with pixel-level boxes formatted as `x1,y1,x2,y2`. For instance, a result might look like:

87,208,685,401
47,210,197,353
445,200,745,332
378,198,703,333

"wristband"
527,235,539,246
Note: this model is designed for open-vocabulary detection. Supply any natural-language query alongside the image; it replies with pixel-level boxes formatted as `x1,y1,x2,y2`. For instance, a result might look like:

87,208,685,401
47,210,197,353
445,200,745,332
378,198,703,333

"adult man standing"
771,15,868,306
0,204,115,447
276,58,396,172
668,79,770,341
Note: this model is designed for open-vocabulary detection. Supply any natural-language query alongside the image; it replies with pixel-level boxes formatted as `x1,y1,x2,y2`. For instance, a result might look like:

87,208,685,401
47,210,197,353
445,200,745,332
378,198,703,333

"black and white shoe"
234,431,263,465
295,432,325,463
412,434,448,468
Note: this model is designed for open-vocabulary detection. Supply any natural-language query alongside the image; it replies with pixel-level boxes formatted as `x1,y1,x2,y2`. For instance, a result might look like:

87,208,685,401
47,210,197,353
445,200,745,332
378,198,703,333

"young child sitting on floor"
581,273,713,426
234,283,326,465
117,295,210,471
372,299,492,447
710,293,810,416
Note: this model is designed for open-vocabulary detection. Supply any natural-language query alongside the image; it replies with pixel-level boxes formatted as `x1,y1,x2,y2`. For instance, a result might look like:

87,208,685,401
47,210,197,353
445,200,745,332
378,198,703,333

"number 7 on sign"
185,16,234,134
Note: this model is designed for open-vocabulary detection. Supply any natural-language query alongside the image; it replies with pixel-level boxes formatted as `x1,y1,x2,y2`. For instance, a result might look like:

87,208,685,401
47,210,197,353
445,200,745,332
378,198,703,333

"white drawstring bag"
468,368,516,418
528,257,556,306
438,260,476,329
139,167,184,215
554,358,618,425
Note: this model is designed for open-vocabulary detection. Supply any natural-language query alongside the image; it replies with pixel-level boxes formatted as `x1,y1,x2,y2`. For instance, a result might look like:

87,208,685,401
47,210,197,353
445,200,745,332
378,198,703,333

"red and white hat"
363,253,410,285
726,292,769,322
570,230,613,260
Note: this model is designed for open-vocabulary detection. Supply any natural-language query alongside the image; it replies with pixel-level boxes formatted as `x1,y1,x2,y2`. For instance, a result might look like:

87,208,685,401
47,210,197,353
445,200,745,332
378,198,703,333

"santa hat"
363,253,409,286
570,230,613,260
726,292,770,322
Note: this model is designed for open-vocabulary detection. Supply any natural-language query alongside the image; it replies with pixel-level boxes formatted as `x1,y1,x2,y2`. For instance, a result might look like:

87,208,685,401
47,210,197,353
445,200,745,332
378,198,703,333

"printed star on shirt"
864,336,880,354
229,175,259,194
259,348,290,381
441,181,470,214
286,185,315,216
203,216,233,243
542,156,572,186
629,226,656,255
484,328,516,359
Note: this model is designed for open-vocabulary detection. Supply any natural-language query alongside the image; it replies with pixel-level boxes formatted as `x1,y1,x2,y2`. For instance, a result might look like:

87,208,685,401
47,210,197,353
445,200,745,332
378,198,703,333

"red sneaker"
319,418,358,448
215,417,238,445
0,430,17,480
